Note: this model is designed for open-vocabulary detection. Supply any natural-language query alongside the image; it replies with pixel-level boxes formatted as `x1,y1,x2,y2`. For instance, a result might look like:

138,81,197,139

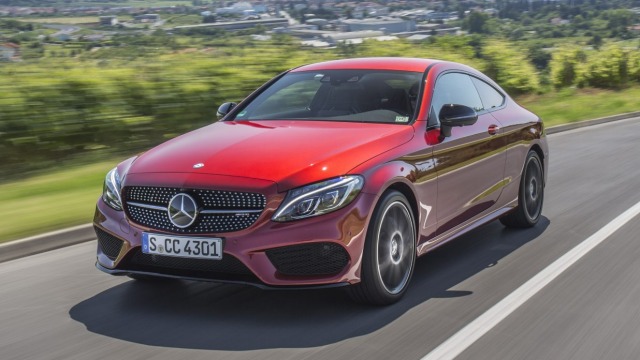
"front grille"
123,186,266,234
127,187,265,209
120,249,258,282
266,242,350,276
95,227,123,260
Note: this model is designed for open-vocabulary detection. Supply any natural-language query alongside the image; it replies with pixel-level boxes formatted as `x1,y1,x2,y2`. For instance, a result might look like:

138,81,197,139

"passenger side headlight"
102,167,123,211
272,176,364,222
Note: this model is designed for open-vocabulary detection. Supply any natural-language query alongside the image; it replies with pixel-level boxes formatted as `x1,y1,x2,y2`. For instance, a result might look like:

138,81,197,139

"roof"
341,18,409,25
406,34,431,41
322,30,384,40
292,57,440,73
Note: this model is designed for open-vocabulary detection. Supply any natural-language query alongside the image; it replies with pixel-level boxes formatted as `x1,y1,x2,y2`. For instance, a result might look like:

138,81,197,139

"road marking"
421,200,640,360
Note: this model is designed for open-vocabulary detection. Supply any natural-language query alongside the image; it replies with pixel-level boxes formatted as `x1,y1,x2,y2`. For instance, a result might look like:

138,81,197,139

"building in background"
339,18,416,34
99,16,118,26
0,42,20,61
134,14,161,23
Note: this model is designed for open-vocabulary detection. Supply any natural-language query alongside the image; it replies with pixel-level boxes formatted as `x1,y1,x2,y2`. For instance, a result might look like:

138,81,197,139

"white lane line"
421,200,640,360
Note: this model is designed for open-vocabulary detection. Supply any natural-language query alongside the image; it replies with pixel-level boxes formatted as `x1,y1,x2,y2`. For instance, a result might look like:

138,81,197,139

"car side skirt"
416,199,517,256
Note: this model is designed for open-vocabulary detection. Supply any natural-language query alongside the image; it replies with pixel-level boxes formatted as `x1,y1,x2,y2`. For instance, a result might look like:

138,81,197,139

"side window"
471,77,505,110
430,73,483,126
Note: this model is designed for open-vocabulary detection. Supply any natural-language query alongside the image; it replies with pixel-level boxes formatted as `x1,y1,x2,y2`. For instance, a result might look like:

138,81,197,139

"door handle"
488,124,500,135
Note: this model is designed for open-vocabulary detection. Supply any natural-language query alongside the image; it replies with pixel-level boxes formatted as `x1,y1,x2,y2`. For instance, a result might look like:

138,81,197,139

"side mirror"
217,102,237,119
439,104,478,137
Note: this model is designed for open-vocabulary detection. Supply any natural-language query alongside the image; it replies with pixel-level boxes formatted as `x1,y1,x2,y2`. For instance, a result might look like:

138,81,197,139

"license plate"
142,233,223,260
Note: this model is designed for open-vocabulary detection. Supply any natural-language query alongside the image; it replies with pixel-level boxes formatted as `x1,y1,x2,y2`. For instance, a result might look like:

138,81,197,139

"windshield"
231,70,423,124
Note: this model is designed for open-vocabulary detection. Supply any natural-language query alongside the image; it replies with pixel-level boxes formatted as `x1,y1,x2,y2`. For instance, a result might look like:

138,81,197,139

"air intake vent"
266,242,349,276
95,227,123,260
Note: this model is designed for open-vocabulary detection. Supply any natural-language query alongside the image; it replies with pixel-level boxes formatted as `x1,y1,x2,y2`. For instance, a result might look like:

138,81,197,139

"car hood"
128,120,414,191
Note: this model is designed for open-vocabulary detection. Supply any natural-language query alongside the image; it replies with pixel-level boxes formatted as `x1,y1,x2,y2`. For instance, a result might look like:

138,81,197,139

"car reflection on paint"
94,57,548,305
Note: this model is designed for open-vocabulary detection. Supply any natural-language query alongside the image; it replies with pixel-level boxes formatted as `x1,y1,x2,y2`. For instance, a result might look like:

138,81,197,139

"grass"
1,86,639,244
0,160,117,244
16,0,191,7
163,14,204,27
22,17,101,25
78,0,193,6
515,86,640,127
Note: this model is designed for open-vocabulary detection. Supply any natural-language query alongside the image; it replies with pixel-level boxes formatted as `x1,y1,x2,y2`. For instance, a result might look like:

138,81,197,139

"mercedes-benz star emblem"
167,193,198,228
193,163,204,169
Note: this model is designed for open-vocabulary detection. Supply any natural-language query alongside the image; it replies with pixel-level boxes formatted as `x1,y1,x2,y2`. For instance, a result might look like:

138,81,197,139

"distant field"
22,17,100,24
164,14,203,26
516,87,640,127
29,0,192,7
0,160,116,244
99,0,192,5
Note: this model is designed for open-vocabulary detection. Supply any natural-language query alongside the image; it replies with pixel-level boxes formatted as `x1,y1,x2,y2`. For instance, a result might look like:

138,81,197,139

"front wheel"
500,150,544,228
348,191,416,305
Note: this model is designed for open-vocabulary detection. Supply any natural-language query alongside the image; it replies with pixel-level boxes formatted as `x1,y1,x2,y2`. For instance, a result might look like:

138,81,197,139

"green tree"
202,15,216,23
603,9,636,38
465,12,490,34
549,47,587,88
588,34,603,50
482,40,540,94
584,44,629,88
628,50,640,83
528,43,552,71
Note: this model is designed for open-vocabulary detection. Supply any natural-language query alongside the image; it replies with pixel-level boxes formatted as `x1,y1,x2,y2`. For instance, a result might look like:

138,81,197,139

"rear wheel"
348,191,416,305
500,150,544,228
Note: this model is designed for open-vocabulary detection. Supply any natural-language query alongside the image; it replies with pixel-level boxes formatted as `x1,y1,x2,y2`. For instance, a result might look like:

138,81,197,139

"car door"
431,72,507,235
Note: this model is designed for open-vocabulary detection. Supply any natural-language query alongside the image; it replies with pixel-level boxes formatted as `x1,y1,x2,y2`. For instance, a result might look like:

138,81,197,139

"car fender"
352,160,423,240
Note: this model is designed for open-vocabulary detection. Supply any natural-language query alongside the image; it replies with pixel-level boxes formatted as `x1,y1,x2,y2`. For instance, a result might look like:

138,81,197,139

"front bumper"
94,189,376,287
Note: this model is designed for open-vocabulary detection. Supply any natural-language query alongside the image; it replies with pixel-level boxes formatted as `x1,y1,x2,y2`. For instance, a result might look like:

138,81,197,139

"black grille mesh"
95,227,123,260
126,187,266,209
126,186,177,206
266,242,349,276
123,186,265,234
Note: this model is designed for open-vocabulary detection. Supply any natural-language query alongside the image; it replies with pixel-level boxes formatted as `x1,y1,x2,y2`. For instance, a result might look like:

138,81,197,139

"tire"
500,150,544,228
348,191,416,305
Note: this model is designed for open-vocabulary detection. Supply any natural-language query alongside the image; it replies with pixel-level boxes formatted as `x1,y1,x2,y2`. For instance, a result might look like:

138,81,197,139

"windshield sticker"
395,116,409,123
237,110,247,117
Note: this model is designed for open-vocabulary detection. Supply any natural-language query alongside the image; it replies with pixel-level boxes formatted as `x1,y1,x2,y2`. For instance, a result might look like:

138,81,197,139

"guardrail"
0,224,95,263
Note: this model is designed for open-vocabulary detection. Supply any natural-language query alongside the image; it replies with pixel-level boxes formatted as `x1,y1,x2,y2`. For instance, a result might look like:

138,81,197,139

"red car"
95,58,548,305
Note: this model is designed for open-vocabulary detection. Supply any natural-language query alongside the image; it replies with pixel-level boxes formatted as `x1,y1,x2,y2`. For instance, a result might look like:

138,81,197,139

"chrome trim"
167,193,199,228
127,202,262,215
127,202,166,211
200,209,263,215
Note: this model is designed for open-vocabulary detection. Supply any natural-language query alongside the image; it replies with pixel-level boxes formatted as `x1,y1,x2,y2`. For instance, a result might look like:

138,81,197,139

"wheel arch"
382,182,420,244
529,143,545,186
355,159,425,248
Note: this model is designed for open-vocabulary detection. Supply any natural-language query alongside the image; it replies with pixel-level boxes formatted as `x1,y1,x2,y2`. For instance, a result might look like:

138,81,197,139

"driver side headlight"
102,167,123,211
272,176,364,222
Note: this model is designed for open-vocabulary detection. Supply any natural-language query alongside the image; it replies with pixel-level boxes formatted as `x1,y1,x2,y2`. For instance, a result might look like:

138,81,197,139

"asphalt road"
2,117,640,360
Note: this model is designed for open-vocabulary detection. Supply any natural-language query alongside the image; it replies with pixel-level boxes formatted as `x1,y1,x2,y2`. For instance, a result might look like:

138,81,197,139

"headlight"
102,167,123,211
272,176,364,222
